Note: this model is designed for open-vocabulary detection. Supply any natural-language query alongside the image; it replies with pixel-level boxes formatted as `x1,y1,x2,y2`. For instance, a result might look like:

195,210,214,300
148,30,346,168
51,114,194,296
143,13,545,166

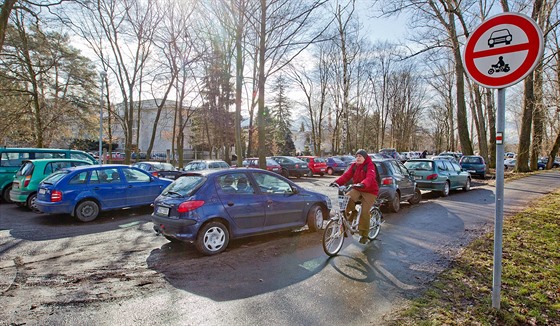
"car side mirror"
290,186,299,194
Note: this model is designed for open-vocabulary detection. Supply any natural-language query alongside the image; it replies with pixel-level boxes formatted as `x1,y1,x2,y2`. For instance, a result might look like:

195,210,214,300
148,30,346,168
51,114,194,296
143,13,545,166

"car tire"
463,178,471,192
408,188,422,205
307,170,313,177
75,200,100,222
441,181,450,197
327,168,334,175
196,221,229,255
306,204,324,232
388,192,400,213
281,169,289,178
26,193,38,211
2,184,13,203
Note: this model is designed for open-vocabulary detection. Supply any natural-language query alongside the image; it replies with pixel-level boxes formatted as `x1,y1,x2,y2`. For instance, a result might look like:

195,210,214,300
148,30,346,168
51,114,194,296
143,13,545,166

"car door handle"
128,185,133,188
267,200,273,204
94,187,100,190
227,201,234,206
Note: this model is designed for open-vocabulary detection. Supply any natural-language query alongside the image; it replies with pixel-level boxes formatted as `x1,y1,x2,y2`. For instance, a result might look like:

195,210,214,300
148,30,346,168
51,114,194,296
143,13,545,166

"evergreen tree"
270,75,295,155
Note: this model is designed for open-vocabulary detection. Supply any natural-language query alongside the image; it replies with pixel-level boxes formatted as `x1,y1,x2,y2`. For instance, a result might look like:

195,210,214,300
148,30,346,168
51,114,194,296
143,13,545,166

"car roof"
23,158,92,164
181,167,276,177
64,164,130,171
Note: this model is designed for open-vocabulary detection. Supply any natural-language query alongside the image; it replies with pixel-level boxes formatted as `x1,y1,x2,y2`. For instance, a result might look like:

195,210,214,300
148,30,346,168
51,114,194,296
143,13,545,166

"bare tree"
252,0,329,168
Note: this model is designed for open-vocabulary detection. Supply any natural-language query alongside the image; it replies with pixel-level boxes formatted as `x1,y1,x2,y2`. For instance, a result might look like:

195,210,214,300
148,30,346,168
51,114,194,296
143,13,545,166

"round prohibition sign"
462,13,544,89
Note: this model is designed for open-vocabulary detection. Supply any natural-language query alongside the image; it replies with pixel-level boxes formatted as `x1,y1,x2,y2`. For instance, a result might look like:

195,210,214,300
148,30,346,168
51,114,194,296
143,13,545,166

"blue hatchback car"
35,164,172,222
325,157,348,175
151,168,332,255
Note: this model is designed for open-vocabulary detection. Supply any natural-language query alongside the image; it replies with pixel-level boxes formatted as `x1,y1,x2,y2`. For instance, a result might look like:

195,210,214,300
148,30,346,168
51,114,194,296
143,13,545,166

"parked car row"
4,154,478,257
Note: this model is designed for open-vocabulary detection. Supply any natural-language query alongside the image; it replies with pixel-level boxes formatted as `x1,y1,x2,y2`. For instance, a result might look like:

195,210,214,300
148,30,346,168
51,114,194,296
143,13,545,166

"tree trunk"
0,0,16,51
449,12,473,155
257,0,267,169
485,90,496,168
234,0,244,167
517,73,534,172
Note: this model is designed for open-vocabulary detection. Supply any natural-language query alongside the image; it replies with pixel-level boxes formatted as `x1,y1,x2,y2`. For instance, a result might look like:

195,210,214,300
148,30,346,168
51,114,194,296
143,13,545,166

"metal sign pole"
492,88,506,309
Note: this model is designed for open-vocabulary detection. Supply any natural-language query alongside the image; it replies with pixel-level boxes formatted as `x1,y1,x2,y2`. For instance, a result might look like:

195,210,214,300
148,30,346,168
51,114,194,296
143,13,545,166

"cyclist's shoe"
359,236,368,244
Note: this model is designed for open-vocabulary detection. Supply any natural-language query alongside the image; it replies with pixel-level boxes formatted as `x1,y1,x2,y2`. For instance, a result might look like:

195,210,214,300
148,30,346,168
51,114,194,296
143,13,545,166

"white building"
110,99,193,156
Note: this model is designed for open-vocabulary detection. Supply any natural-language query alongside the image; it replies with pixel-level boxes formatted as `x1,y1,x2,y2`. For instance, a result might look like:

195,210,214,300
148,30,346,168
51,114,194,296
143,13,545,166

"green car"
9,158,92,210
404,158,471,197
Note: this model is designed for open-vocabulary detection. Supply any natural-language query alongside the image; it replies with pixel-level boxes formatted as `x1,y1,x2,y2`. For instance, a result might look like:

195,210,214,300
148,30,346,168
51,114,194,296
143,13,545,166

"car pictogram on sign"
462,13,544,89
488,29,512,47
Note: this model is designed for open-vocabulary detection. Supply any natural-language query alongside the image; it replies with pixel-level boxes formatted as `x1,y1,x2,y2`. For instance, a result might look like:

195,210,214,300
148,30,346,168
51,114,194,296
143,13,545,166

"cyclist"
330,149,379,244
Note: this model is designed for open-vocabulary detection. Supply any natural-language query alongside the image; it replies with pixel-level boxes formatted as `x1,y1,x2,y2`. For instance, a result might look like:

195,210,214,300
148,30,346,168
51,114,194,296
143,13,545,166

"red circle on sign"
462,13,544,88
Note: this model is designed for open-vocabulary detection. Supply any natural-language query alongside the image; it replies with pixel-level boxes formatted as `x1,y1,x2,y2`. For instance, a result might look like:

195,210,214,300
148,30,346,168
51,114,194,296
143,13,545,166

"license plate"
39,188,46,194
467,170,475,173
273,168,279,171
156,206,169,216
320,168,326,172
414,176,422,180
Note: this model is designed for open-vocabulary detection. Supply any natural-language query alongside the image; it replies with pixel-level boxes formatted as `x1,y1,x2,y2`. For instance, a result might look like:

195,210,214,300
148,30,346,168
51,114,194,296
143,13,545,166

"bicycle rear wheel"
368,208,382,240
322,219,345,256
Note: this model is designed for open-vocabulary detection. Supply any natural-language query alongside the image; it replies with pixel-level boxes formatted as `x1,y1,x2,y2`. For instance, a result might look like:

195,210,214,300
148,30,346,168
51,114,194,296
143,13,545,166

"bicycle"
322,184,384,257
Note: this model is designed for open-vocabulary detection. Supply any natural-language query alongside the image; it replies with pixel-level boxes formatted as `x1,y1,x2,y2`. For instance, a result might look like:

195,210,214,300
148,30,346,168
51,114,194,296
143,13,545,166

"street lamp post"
99,71,107,164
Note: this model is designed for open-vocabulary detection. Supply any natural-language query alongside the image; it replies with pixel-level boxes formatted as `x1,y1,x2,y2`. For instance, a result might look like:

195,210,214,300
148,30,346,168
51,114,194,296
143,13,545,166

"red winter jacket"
333,155,379,195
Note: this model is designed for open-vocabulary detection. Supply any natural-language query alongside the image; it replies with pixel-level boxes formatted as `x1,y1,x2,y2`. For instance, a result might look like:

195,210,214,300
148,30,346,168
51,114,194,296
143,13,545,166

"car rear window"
16,162,35,177
404,161,433,171
41,171,70,185
462,157,482,164
163,175,204,197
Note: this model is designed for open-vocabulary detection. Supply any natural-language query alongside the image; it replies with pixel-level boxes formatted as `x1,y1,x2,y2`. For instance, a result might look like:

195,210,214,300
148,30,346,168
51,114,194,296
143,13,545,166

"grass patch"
388,189,560,325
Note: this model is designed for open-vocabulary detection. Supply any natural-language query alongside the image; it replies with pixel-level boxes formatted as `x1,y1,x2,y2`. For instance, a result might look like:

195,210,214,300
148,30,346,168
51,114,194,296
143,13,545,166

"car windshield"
162,175,204,197
404,161,433,171
41,170,70,184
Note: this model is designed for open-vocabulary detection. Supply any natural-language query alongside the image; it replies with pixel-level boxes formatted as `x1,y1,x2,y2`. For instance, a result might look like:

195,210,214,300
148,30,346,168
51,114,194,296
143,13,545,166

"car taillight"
51,190,62,202
23,175,32,187
295,164,300,168
382,177,394,185
427,174,438,180
152,172,158,177
177,200,205,213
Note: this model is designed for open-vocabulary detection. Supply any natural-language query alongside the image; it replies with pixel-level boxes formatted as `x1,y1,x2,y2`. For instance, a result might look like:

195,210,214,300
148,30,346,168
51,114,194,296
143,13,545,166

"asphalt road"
1,171,559,325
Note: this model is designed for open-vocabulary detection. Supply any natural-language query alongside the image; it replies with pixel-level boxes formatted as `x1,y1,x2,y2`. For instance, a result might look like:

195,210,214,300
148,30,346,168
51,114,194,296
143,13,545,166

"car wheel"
26,193,38,211
463,178,471,192
307,204,324,232
196,221,229,255
327,168,334,175
388,192,400,213
408,188,422,205
281,169,289,178
75,200,100,222
307,170,313,177
2,184,13,203
441,181,450,197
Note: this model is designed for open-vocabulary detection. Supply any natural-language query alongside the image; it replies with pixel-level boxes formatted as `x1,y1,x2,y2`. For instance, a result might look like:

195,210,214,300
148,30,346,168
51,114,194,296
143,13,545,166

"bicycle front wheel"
368,208,382,240
322,219,345,256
